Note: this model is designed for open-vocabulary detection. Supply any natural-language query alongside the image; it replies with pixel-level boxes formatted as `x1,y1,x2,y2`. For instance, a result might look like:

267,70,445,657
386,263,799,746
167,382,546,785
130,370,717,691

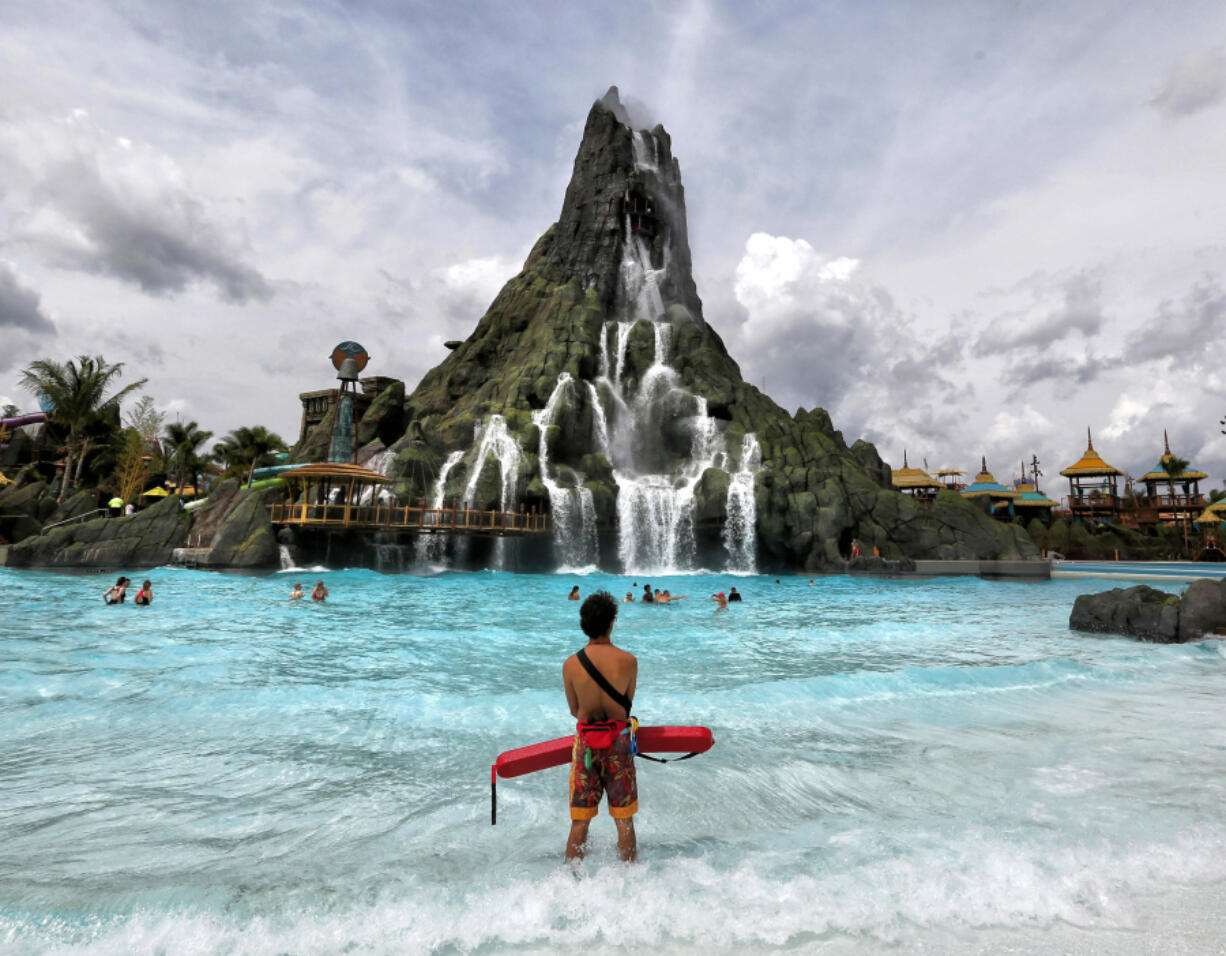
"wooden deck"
266,502,550,536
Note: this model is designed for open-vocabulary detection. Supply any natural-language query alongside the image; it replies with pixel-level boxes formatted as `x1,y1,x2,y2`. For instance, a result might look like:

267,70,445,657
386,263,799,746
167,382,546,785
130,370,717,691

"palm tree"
19,355,146,501
213,425,286,486
1161,455,1190,503
164,421,213,498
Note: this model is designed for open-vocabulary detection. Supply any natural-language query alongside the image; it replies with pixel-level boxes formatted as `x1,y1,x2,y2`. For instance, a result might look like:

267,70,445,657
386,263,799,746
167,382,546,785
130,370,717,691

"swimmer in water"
290,583,303,599
312,580,328,601
727,587,742,602
568,586,581,601
641,584,654,603
134,580,153,606
623,592,635,603
103,576,128,605
712,592,728,611
659,590,687,604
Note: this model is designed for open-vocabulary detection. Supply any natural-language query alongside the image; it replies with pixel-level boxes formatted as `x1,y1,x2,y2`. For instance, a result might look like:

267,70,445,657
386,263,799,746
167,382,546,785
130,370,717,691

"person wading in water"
562,590,639,862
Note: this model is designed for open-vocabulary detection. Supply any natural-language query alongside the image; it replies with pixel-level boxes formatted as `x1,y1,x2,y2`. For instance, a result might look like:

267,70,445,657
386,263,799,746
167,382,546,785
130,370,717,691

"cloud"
0,261,55,334
1150,48,1226,118
974,271,1105,357
728,232,973,453
378,253,520,331
730,233,877,407
1001,352,1116,391
0,110,271,302
984,407,1060,477
1120,276,1225,365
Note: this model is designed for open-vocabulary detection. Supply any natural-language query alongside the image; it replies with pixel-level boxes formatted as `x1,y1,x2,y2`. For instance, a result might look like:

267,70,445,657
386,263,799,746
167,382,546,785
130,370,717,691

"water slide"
0,412,47,451
1,412,47,430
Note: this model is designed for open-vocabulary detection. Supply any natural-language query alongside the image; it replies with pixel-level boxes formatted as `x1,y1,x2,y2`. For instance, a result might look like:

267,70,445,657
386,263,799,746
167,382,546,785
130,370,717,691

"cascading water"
576,126,759,574
723,434,762,573
357,449,396,505
462,415,520,512
461,415,521,570
586,381,610,457
534,373,598,568
415,449,464,565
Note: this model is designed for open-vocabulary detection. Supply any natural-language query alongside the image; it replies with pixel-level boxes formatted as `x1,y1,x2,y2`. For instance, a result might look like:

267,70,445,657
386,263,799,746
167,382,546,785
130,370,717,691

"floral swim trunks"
569,731,638,820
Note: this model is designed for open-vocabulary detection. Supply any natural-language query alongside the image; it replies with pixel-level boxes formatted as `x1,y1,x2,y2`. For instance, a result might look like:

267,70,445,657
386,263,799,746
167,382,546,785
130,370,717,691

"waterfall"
612,393,725,574
534,373,598,569
613,321,633,386
462,415,520,512
631,130,658,172
587,381,610,457
416,449,464,565
579,149,733,573
620,226,666,322
357,448,396,505
724,434,761,573
460,415,521,571
278,545,293,570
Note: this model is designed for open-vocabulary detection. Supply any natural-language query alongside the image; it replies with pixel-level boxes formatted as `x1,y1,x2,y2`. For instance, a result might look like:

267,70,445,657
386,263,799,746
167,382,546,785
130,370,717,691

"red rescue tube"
494,725,714,779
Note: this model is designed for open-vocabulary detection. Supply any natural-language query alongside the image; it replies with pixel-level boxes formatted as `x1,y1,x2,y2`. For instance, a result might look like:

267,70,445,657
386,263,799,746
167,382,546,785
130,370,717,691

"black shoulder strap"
576,647,633,713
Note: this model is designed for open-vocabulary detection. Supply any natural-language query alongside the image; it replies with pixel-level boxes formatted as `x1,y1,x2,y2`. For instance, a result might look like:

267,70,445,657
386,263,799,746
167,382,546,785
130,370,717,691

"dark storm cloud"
1,112,272,303
0,263,55,335
1150,48,1226,118
1120,276,1225,364
1002,353,1115,391
32,159,273,303
973,272,1104,357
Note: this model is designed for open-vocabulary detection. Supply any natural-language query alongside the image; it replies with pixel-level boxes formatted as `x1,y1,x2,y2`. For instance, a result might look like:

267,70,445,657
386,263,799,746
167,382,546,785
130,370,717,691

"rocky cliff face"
375,87,1035,571
5,494,189,568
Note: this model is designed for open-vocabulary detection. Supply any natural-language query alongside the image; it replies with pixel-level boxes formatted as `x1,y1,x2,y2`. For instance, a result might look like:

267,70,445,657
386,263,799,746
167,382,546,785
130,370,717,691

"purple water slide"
2,413,47,429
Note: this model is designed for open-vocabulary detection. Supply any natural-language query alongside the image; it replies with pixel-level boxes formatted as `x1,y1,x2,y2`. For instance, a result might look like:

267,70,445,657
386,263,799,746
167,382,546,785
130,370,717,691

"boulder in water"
1067,580,1226,643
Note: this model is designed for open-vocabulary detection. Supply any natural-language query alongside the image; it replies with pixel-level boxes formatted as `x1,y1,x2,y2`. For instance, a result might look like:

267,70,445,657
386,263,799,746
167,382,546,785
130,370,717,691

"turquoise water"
2,566,1226,953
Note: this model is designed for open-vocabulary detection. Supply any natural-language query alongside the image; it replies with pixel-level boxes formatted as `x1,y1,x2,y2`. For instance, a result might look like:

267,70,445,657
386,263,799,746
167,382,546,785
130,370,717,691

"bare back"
564,643,637,721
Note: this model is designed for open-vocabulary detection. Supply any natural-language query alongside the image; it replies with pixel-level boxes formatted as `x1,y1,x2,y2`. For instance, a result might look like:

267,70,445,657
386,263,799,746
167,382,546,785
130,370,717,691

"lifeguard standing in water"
562,590,638,862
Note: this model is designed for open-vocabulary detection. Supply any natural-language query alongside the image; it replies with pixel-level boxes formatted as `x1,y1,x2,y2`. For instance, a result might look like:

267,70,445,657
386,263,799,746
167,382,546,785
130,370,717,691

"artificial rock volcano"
375,88,1035,572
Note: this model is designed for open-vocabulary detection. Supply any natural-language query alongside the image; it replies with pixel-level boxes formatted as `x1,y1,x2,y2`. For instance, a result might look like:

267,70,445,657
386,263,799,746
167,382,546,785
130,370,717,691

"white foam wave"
553,564,601,576
8,830,1226,954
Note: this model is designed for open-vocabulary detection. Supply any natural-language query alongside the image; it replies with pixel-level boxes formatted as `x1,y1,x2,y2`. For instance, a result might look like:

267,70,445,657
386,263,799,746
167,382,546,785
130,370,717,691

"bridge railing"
266,502,549,534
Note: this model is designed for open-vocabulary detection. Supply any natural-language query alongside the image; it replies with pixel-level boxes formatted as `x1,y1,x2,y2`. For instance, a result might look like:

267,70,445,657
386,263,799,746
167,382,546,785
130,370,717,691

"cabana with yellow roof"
933,467,967,492
891,451,942,503
1135,431,1207,528
961,457,1019,519
1192,500,1226,561
1059,429,1125,523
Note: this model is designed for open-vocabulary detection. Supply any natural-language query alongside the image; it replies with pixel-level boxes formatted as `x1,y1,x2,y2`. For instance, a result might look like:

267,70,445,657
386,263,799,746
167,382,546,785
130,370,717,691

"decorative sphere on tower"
331,341,369,382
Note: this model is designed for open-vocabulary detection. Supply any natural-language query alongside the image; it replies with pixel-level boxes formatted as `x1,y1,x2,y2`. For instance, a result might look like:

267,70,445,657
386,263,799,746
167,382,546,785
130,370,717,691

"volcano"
357,87,1036,573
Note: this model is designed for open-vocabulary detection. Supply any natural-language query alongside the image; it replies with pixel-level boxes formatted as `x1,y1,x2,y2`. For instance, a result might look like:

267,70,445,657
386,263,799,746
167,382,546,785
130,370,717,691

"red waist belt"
575,719,630,751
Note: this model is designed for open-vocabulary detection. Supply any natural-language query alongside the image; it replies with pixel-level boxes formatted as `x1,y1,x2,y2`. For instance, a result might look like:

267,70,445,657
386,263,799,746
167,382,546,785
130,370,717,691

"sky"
1,0,1224,495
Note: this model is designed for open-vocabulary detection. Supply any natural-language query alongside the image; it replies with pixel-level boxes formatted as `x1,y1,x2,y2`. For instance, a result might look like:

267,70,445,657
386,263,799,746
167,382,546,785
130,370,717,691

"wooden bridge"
266,501,550,536
266,461,549,538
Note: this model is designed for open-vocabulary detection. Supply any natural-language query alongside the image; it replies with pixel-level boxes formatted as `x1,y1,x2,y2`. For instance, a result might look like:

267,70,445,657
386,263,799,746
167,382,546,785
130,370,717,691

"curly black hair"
579,589,618,639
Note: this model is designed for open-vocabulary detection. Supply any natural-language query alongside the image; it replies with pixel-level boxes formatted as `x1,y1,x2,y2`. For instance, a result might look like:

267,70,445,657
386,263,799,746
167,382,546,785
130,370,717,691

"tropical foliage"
212,425,286,485
164,421,214,497
124,396,166,446
19,355,146,501
113,428,148,504
1160,455,1190,500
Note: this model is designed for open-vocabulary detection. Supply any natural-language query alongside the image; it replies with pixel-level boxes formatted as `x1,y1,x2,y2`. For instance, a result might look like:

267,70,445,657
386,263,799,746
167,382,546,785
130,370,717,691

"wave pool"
2,565,1225,953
